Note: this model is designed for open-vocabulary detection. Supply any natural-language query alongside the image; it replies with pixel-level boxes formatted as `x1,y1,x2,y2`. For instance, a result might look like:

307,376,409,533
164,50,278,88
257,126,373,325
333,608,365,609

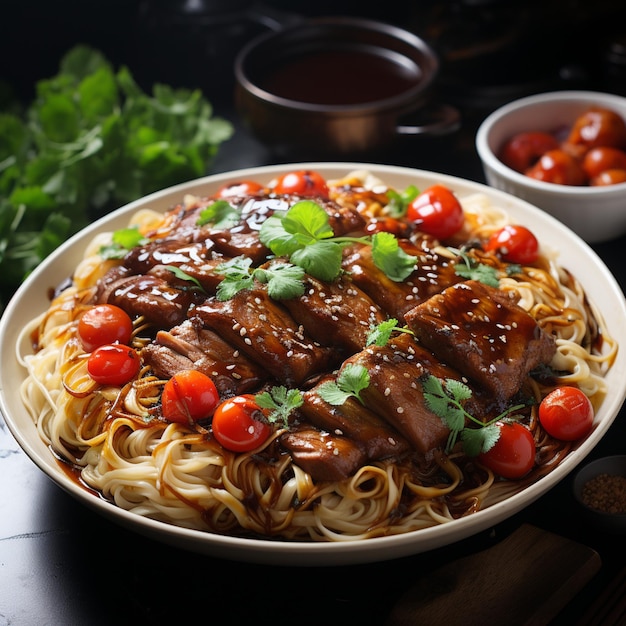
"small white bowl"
476,90,626,243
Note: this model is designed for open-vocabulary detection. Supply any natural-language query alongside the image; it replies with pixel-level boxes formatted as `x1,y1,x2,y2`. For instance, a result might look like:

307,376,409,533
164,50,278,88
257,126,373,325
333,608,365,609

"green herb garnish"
316,363,370,406
256,386,303,428
216,256,305,301
386,185,420,218
422,375,526,455
99,226,148,259
453,248,500,287
196,200,241,229
259,200,417,283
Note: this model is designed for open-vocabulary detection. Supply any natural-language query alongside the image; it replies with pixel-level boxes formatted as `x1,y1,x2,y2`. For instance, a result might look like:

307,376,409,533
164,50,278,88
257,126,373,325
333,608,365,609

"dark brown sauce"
258,48,420,106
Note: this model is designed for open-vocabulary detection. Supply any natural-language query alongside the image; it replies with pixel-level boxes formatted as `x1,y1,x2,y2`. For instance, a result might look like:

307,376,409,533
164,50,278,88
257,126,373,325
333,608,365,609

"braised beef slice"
404,280,557,402
279,426,367,482
343,333,482,455
141,317,267,396
193,286,335,387
300,385,411,462
95,267,197,329
281,274,387,354
341,240,462,322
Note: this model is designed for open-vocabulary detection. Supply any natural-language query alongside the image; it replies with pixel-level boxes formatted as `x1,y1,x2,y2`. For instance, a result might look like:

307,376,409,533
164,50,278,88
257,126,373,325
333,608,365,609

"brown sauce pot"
234,16,459,158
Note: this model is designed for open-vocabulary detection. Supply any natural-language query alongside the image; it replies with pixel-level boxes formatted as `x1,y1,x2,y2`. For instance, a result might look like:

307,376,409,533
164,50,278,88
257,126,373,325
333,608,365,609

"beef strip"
141,317,267,396
404,280,557,402
95,266,199,329
192,286,335,387
341,239,462,322
343,333,485,455
279,425,367,482
281,273,387,354
299,383,411,462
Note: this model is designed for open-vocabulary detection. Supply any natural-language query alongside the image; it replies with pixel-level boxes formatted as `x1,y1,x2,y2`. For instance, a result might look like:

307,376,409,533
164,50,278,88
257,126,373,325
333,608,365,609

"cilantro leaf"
254,262,306,300
366,318,400,346
454,249,500,288
386,184,419,218
317,363,370,406
196,200,241,229
255,386,303,427
421,374,528,455
371,231,417,281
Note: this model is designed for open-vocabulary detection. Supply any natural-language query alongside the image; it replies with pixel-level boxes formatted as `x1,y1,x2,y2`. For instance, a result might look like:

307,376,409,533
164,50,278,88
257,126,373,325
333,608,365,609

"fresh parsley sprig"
366,318,414,347
215,256,305,301
259,200,417,283
422,375,526,456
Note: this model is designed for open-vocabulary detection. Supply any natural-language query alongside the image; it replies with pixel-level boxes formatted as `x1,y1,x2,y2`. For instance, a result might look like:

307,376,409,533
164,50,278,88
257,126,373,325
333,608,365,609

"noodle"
16,171,616,542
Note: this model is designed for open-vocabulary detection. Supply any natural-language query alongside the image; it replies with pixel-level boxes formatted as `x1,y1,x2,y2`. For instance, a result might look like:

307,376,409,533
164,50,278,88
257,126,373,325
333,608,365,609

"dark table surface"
2,2,626,625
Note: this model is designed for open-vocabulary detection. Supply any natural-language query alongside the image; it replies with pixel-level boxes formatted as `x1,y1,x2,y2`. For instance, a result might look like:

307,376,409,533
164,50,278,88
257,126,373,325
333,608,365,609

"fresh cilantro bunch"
0,45,233,306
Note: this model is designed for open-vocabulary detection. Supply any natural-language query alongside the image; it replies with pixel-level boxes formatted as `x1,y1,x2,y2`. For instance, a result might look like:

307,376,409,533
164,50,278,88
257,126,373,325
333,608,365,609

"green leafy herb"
216,256,305,301
422,374,526,455
386,185,419,218
453,248,500,288
99,226,148,259
0,44,233,306
366,318,415,347
196,200,241,229
163,265,206,293
316,363,370,406
255,386,303,427
259,200,418,283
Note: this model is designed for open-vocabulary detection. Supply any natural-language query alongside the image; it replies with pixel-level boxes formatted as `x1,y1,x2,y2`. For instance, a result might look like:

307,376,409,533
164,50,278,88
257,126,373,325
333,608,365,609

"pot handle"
396,104,461,137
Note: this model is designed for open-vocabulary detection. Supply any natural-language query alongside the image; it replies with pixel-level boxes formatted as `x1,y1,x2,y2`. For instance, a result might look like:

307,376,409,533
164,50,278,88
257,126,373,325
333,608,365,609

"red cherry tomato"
538,386,594,441
478,421,536,479
525,149,587,185
591,168,626,186
78,304,133,352
499,131,560,172
272,170,329,197
161,370,220,424
484,224,539,265
211,394,271,452
406,184,464,239
87,344,141,386
566,107,626,152
215,180,264,198
582,146,626,179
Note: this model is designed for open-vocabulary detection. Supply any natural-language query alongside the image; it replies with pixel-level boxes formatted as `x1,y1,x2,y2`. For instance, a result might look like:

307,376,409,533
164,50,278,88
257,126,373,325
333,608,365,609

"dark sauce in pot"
258,47,421,106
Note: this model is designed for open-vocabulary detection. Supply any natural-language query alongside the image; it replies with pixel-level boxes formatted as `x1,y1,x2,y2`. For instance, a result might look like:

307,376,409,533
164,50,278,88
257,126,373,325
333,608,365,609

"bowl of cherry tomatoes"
476,90,626,243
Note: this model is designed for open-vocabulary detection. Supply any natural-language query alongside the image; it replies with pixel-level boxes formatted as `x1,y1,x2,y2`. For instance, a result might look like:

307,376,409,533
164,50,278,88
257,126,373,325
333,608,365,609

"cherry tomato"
499,131,560,172
582,146,626,179
272,170,329,197
211,394,271,452
215,180,264,198
78,304,133,352
161,370,219,424
484,224,539,264
406,184,464,239
538,386,594,441
87,344,141,386
591,168,626,186
525,149,587,185
478,421,536,479
566,107,626,152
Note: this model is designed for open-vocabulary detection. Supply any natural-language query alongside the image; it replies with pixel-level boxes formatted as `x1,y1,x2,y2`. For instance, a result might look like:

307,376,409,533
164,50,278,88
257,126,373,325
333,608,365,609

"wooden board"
386,524,601,626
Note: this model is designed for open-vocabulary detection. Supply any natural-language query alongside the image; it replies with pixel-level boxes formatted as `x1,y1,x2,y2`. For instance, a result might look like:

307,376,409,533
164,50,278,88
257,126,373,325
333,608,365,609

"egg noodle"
17,171,617,541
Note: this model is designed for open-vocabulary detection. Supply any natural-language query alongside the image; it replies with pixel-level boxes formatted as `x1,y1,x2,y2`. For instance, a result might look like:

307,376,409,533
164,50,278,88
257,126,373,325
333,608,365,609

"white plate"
1,163,625,566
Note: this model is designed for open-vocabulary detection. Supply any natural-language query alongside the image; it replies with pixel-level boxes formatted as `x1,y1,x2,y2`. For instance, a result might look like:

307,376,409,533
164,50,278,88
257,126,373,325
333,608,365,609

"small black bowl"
572,455,626,534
